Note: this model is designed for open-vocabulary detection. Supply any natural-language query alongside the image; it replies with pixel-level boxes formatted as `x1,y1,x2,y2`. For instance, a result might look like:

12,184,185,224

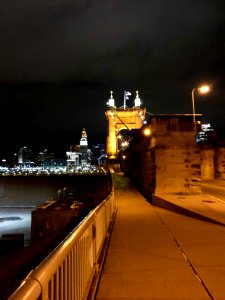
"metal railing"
9,191,116,300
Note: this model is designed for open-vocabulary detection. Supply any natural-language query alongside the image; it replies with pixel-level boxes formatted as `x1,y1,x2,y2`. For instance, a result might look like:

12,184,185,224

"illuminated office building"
18,146,34,167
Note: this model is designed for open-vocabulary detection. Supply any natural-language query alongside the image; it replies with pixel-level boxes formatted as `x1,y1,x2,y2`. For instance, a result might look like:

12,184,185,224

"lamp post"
192,85,210,130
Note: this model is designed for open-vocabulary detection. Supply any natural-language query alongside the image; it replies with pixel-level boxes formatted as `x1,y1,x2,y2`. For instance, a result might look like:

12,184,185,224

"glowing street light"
192,85,210,130
143,127,151,136
198,85,210,94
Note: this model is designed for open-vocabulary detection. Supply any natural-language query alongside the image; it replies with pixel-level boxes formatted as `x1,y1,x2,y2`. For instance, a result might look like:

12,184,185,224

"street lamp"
192,85,210,130
143,127,151,136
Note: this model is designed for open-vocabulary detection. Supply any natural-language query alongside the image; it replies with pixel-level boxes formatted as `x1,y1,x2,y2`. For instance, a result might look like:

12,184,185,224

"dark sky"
0,0,225,159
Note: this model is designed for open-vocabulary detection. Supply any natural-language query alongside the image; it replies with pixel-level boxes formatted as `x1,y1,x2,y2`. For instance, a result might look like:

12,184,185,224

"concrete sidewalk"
152,193,225,227
96,177,225,299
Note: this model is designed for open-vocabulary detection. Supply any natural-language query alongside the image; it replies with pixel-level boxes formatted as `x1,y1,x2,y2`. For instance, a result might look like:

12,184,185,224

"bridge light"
143,127,151,136
121,141,128,147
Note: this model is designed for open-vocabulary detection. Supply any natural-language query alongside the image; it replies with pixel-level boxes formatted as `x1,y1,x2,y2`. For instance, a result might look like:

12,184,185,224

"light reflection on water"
0,176,65,246
0,208,33,246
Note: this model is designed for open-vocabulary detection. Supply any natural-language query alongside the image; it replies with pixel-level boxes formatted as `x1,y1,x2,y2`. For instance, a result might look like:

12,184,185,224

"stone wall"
123,114,202,197
200,148,215,180
215,147,225,179
154,132,201,194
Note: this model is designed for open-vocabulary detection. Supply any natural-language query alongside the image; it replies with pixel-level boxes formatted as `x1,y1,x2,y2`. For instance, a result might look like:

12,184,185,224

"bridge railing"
9,191,116,300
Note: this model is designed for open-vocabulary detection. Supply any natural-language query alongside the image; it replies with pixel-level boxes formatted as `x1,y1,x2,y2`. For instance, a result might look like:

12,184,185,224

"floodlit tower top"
80,128,88,146
106,91,116,107
134,90,141,107
82,128,87,138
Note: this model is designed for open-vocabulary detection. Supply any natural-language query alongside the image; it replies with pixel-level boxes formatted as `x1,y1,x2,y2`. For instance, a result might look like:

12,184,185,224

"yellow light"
121,141,128,147
198,85,210,94
143,127,151,136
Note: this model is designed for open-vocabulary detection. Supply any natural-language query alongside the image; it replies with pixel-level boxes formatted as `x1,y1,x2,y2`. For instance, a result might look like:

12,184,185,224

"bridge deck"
96,174,225,299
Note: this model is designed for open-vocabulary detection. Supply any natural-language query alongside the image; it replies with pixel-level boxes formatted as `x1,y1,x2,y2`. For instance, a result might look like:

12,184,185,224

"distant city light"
196,123,214,143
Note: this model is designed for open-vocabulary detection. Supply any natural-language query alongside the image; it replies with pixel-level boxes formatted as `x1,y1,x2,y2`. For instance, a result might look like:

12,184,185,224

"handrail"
9,191,116,300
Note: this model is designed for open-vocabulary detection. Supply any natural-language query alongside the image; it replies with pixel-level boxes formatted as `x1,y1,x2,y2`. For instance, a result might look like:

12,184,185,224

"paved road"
202,180,225,203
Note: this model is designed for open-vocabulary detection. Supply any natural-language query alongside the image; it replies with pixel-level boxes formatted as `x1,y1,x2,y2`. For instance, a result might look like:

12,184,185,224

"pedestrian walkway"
96,174,225,299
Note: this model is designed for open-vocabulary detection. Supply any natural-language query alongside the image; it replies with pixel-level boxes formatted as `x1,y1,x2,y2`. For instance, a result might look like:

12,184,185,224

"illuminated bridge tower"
105,91,146,163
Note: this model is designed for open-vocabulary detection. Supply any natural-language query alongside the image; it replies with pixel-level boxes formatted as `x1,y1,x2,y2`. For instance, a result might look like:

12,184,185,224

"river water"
0,174,112,244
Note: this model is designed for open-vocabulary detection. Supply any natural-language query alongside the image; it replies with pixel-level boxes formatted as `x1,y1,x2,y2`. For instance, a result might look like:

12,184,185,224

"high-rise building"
80,128,88,166
18,146,34,167
66,150,81,167
36,149,66,169
66,129,93,168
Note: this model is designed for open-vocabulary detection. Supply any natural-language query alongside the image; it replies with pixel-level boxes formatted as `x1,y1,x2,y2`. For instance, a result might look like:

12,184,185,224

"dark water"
0,174,112,207
0,173,112,242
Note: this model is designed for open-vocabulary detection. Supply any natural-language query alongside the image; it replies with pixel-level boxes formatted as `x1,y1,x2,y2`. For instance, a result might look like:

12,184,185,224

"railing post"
92,217,99,276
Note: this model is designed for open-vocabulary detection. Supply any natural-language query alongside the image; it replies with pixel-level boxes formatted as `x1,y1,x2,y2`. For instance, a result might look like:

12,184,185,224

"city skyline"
0,1,224,159
1,127,105,166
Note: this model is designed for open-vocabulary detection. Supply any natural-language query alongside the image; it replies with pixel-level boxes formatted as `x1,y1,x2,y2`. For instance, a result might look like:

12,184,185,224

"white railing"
9,191,116,300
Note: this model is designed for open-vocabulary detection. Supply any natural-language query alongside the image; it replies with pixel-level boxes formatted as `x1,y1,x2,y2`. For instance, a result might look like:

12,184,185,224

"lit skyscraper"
80,128,88,166
18,146,33,167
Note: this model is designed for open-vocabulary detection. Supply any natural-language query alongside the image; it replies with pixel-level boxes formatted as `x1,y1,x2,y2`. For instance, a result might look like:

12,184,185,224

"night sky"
0,0,225,160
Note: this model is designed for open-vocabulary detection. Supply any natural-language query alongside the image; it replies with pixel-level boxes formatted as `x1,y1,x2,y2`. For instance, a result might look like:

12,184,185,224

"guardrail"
9,191,116,300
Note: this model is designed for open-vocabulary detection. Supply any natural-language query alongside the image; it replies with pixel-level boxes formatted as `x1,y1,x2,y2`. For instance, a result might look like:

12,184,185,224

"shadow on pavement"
152,195,225,227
